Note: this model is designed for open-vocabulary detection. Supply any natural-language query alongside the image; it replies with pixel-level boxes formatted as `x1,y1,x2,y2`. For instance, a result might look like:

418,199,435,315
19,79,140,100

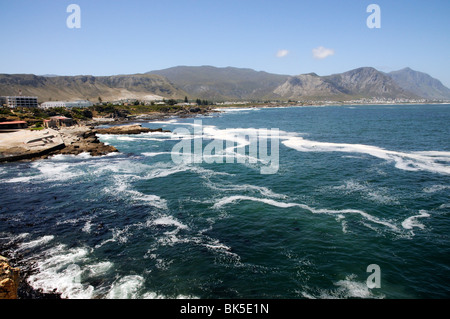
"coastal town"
0,94,216,163
0,92,444,164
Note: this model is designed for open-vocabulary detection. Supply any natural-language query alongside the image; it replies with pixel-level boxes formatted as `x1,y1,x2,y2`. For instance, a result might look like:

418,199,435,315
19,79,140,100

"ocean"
0,104,449,299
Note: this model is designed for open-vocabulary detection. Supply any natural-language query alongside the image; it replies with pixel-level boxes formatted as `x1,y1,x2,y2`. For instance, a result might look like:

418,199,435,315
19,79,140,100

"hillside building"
40,100,93,109
0,96,38,108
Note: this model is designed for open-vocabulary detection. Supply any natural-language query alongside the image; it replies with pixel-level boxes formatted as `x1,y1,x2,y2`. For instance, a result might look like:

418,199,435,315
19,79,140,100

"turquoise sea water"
0,104,449,299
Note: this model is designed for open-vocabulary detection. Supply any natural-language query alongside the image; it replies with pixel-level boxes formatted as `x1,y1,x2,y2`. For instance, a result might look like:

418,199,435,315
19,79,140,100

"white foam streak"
213,195,399,232
151,216,189,230
141,152,172,157
214,107,261,113
104,176,168,210
18,235,54,251
402,210,430,230
423,185,450,193
282,137,450,175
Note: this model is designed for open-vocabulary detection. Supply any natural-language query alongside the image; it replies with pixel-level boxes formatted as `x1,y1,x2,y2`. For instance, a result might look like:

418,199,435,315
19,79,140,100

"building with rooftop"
43,116,75,129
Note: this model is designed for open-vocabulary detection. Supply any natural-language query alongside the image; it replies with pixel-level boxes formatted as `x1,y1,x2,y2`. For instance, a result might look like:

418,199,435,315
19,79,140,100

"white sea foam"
82,220,93,234
302,275,384,299
213,195,299,209
49,152,97,161
214,107,261,113
0,232,30,245
423,184,450,193
333,275,383,299
151,216,189,230
148,119,179,125
282,137,450,175
129,191,168,210
107,275,145,299
145,119,450,175
105,271,200,299
332,180,399,205
103,175,168,210
26,244,101,299
141,152,172,157
402,210,431,230
18,235,54,251
204,179,286,199
5,162,77,183
204,239,240,260
212,195,399,232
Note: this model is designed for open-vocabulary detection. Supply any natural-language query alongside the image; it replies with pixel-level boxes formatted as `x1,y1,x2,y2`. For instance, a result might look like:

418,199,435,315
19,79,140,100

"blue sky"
1,0,449,86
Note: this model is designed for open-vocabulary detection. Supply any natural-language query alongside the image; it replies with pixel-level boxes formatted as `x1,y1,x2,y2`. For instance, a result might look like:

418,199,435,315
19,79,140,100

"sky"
0,0,449,87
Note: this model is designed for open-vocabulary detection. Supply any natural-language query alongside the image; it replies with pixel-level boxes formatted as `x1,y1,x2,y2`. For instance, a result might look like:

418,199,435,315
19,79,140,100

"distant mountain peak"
388,68,450,100
274,67,415,100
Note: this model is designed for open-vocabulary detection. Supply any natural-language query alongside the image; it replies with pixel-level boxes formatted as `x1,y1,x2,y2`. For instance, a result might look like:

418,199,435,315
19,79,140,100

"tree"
98,97,102,104
167,99,177,106
184,96,189,103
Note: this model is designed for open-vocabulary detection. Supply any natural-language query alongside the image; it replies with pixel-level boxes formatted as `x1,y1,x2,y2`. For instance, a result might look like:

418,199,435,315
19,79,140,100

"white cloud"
312,46,335,59
276,49,289,58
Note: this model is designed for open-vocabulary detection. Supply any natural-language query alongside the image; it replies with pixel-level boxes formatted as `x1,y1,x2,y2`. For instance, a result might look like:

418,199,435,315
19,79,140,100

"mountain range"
0,73,185,103
1,66,449,103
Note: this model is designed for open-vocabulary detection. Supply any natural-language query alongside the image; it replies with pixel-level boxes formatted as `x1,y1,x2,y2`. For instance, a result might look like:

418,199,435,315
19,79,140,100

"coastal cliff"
0,256,20,299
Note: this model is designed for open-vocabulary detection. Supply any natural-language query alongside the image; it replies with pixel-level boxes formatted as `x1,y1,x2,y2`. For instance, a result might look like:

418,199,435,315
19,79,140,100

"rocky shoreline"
0,107,218,163
0,255,20,299
0,249,62,299
0,124,175,163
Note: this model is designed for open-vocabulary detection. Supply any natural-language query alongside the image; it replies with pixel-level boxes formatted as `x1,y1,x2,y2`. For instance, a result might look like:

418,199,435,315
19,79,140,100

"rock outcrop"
0,124,173,162
56,129,119,157
95,124,171,135
0,256,20,299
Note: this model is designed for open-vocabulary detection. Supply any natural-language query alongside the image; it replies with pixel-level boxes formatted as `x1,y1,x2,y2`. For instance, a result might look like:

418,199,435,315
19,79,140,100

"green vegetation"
0,97,214,128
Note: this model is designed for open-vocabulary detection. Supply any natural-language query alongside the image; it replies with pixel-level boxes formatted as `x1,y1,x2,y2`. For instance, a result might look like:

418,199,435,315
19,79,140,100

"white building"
40,100,93,109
